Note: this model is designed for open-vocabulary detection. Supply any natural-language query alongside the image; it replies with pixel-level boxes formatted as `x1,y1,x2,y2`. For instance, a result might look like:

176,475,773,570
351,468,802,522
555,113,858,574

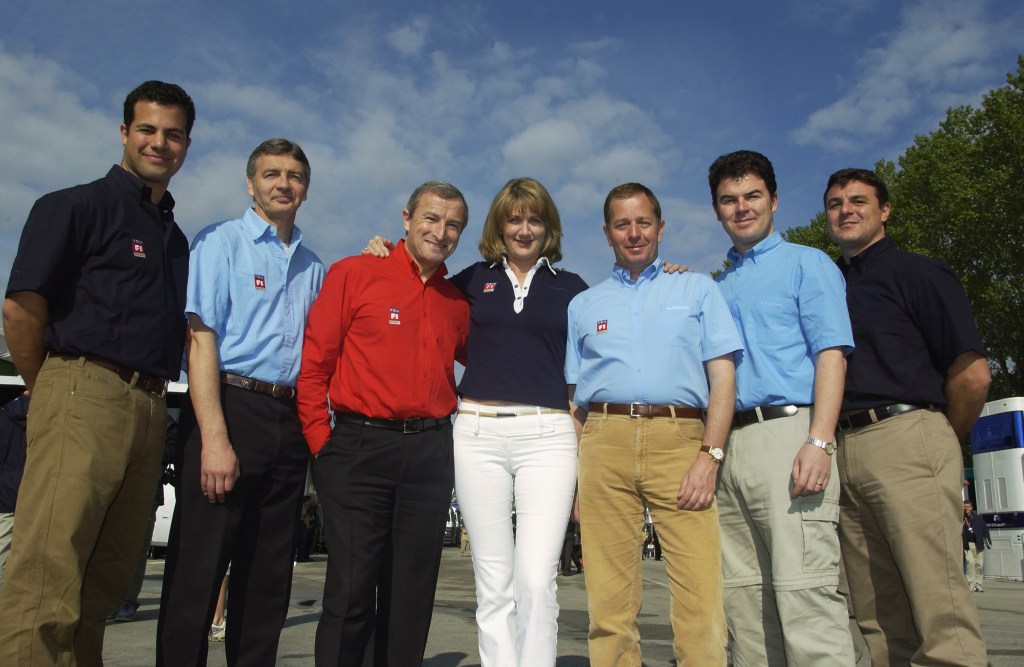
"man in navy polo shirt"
825,168,989,666
566,182,741,666
709,150,855,665
0,80,193,665
157,138,324,666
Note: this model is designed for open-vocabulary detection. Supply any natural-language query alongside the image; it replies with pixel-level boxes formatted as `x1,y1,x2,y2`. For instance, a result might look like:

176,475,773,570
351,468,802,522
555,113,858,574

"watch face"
826,442,836,455
709,447,725,461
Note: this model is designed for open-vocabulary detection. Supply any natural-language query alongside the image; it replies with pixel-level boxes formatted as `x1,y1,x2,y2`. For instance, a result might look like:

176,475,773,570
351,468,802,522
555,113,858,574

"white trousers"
454,402,578,667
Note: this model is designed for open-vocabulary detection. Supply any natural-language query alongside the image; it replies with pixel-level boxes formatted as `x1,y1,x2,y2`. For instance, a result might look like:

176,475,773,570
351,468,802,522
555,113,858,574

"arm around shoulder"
2,292,49,392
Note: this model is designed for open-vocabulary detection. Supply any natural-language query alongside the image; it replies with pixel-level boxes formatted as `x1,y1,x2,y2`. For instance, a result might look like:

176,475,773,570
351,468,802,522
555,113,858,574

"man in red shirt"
298,181,470,667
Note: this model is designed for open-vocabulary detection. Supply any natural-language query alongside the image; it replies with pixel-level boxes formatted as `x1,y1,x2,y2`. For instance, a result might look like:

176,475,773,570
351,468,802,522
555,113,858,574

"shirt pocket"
653,305,700,348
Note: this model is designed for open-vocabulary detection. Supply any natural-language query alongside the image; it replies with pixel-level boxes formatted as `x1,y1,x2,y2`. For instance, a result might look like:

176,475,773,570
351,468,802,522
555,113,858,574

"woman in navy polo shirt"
365,178,586,666
448,178,586,667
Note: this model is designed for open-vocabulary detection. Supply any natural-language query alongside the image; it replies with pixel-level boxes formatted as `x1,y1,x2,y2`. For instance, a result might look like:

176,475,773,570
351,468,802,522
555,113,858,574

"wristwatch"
805,436,836,455
700,445,725,463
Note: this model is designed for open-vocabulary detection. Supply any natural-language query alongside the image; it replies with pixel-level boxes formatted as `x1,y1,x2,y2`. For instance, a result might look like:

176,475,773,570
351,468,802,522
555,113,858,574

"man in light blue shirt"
566,182,741,666
157,139,325,666
709,150,855,665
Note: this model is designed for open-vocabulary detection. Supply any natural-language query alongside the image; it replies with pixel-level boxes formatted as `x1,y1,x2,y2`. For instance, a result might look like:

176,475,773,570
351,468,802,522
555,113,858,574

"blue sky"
1,0,1021,291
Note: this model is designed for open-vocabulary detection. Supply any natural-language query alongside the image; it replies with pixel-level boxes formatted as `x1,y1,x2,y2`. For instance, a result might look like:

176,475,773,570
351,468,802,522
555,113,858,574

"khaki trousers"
0,357,165,666
718,409,853,666
578,411,726,667
837,409,986,667
964,543,985,590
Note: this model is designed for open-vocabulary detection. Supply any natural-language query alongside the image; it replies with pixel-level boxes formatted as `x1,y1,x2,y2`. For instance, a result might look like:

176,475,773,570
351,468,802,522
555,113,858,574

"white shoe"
209,622,226,642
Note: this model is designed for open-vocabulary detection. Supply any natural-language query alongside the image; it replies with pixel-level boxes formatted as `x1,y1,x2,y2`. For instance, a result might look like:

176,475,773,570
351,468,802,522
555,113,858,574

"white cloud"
387,16,430,58
791,0,1015,150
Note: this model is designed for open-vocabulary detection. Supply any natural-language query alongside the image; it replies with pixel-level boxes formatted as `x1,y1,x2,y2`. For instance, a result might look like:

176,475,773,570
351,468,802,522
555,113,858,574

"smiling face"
603,194,665,280
501,207,547,269
246,153,309,225
119,100,190,200
825,179,891,260
713,173,778,254
402,192,466,279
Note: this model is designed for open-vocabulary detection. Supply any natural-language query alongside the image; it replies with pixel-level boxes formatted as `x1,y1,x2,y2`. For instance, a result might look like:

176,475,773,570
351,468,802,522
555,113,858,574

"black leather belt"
335,413,450,433
589,402,702,419
733,404,805,428
838,404,932,431
59,354,168,397
221,372,296,399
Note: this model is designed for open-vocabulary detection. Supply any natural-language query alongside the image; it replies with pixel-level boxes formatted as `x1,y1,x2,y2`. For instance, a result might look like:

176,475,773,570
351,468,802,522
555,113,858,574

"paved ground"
103,548,1024,665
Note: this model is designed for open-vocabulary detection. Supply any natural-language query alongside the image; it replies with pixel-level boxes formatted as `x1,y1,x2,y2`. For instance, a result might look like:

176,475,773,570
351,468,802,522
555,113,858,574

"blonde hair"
478,178,563,264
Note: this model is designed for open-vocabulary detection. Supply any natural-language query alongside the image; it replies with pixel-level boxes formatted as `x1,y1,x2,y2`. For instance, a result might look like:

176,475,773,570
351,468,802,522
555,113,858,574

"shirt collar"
613,257,662,285
241,208,304,247
727,230,783,263
839,236,892,274
109,164,176,212
394,239,449,282
490,255,557,275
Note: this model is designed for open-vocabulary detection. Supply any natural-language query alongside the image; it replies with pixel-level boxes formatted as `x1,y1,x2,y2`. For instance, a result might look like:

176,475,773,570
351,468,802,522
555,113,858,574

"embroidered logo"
389,307,401,325
483,282,497,293
254,274,267,290
596,320,608,334
131,238,146,258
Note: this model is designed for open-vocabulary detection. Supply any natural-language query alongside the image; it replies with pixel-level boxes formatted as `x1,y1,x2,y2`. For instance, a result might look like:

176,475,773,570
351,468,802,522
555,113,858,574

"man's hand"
200,434,240,503
677,453,718,510
791,443,831,498
661,262,691,274
361,236,394,257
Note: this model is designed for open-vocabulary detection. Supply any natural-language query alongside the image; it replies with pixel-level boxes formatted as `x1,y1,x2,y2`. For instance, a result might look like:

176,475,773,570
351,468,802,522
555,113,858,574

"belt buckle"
629,402,644,418
403,418,423,434
156,381,168,399
240,377,254,391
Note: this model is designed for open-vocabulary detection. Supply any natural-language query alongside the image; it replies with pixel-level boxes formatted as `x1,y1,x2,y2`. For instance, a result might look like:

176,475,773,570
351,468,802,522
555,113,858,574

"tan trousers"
718,409,853,666
964,543,985,590
578,411,726,667
0,357,165,666
837,409,986,667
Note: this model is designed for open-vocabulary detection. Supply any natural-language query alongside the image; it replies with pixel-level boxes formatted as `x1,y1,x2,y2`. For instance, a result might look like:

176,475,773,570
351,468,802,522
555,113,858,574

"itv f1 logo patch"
254,274,267,290
483,282,497,293
596,320,608,334
389,307,401,325
131,238,146,258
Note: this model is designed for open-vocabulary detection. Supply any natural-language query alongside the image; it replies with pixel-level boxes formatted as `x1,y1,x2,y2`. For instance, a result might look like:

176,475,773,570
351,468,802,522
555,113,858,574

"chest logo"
483,282,497,293
254,274,267,291
389,307,401,325
131,238,146,258
596,320,608,334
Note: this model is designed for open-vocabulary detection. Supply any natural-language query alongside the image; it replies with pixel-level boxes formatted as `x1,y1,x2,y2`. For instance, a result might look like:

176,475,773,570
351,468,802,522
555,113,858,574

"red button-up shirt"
297,241,469,453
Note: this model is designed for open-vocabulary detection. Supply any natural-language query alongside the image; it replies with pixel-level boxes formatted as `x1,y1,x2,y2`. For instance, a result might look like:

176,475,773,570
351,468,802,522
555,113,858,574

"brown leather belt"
589,402,702,419
733,404,806,428
837,403,932,431
335,413,450,434
58,354,168,397
220,372,296,399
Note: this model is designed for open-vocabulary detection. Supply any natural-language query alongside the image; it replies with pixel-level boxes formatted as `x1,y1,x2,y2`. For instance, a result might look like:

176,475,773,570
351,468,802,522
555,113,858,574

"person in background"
963,501,991,593
0,394,28,589
0,80,193,665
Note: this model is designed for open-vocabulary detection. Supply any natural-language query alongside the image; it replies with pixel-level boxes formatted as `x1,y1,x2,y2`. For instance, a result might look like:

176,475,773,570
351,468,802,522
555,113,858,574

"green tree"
784,56,1024,399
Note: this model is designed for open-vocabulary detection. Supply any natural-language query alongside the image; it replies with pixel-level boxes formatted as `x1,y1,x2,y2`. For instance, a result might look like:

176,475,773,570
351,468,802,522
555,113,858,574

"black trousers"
314,420,454,667
156,386,309,666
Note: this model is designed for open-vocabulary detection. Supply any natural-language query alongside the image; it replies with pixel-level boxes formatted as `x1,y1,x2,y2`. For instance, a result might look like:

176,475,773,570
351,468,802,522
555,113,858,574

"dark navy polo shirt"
7,165,189,380
449,261,588,410
838,237,985,411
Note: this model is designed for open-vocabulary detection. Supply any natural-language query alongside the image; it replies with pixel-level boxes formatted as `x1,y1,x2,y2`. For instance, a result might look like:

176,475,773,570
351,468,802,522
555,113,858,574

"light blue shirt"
186,208,325,386
715,232,853,411
566,258,742,408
